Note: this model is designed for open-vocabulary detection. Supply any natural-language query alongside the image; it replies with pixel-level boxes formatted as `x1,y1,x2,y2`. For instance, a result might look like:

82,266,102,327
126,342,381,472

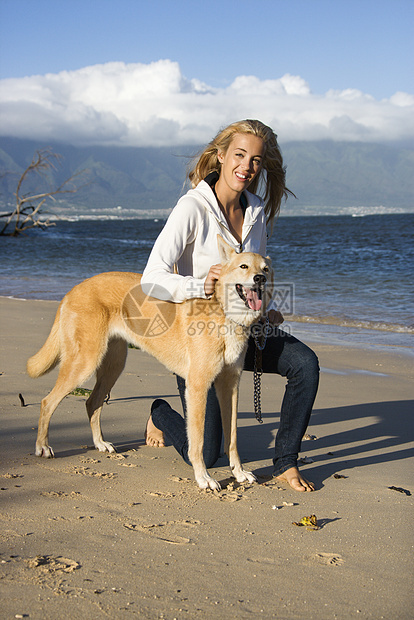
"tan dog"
27,237,272,490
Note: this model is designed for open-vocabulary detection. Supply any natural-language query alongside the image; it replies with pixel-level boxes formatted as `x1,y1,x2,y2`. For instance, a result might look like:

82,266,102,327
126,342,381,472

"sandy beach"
0,296,413,619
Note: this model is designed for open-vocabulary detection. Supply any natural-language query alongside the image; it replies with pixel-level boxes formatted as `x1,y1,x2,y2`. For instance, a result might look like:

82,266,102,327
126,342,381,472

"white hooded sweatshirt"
141,177,273,306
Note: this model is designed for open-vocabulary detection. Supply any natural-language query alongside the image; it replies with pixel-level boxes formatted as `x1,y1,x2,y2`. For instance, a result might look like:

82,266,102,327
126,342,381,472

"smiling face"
217,133,265,196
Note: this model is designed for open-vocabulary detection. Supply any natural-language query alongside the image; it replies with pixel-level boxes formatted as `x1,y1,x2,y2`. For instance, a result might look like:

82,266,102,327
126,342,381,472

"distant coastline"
2,203,412,222
1,138,413,214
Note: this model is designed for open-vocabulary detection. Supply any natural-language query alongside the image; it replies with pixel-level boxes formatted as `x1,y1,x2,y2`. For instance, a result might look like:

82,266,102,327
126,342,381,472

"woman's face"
218,133,264,194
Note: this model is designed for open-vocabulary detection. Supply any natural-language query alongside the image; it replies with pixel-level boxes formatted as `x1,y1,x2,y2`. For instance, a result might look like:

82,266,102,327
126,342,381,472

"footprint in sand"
246,557,279,565
146,491,176,498
315,552,344,566
1,473,24,479
123,519,202,544
169,475,252,502
204,480,254,502
105,453,139,467
65,465,117,479
26,555,81,573
40,490,82,499
79,457,100,464
169,476,192,483
206,488,244,502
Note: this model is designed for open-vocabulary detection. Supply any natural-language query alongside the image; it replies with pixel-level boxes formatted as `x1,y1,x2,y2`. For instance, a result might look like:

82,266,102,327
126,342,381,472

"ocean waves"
1,213,413,350
290,314,414,334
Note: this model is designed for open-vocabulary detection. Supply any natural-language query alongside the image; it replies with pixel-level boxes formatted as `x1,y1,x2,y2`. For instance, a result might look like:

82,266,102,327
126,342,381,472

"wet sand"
1,297,413,619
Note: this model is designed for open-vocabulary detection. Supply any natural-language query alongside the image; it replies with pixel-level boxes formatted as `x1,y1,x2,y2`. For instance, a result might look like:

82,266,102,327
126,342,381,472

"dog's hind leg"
36,356,101,458
214,369,257,484
185,376,221,491
86,337,128,453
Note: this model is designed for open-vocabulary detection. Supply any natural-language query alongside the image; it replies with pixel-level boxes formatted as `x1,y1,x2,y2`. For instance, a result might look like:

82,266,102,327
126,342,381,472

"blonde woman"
142,120,319,492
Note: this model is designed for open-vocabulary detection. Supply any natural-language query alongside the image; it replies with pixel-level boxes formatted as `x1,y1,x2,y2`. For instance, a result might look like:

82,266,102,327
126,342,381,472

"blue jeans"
151,328,319,475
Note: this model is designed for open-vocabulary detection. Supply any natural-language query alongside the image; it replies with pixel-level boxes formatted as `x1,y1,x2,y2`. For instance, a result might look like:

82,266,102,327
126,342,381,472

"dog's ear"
217,235,236,264
265,256,274,280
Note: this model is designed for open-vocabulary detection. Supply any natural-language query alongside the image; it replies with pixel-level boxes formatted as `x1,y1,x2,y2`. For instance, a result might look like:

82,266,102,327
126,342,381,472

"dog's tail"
27,307,61,378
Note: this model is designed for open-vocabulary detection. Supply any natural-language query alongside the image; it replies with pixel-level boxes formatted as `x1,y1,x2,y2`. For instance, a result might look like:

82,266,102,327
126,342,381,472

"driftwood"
0,148,87,236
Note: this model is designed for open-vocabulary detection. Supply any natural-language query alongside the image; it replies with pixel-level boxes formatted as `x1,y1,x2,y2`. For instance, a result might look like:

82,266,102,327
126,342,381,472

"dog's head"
215,236,273,327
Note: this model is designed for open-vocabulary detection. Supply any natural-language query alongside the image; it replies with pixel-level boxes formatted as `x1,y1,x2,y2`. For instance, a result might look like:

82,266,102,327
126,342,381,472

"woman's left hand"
267,309,284,325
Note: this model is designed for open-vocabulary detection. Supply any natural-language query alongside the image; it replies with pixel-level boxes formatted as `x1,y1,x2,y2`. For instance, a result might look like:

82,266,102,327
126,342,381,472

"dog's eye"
240,264,248,269
263,266,269,273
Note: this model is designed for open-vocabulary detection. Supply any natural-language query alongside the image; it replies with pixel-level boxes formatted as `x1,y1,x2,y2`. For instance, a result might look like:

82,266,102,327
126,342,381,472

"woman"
141,119,319,492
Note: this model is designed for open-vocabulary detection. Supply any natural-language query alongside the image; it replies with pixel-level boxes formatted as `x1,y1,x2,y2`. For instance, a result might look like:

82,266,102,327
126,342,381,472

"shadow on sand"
236,399,414,487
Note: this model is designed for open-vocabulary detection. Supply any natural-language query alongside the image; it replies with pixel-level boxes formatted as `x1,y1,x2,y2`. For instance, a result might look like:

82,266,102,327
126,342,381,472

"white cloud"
0,60,412,146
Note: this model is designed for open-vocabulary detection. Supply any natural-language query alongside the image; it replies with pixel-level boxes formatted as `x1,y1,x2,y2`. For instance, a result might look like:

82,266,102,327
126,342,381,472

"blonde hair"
188,119,294,225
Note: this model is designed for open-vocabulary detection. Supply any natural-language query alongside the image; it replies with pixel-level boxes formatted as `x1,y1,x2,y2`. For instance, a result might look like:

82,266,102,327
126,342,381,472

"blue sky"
0,0,413,147
1,0,412,97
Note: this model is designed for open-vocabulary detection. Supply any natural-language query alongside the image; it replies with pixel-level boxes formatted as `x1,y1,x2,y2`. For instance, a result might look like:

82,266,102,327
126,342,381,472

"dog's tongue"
246,288,262,311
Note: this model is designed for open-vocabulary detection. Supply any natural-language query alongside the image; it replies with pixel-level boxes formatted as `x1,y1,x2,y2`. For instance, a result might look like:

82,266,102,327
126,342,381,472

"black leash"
252,317,270,424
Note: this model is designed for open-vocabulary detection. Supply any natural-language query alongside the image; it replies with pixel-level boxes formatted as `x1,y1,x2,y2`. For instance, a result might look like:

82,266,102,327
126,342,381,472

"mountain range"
0,137,412,217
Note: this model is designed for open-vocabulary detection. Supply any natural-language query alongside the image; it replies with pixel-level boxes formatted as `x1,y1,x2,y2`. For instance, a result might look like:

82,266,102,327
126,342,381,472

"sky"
0,0,413,147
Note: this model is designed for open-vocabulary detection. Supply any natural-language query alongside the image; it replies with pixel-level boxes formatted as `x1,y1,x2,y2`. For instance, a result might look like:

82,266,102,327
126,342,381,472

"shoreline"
2,295,413,358
0,296,413,618
2,208,413,220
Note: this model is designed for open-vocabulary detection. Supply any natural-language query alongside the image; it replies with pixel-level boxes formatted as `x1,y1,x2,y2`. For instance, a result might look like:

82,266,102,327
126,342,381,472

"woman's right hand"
204,264,222,296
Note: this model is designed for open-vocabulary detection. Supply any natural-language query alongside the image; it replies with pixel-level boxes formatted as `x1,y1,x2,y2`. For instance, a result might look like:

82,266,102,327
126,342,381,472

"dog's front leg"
185,379,221,491
215,369,257,484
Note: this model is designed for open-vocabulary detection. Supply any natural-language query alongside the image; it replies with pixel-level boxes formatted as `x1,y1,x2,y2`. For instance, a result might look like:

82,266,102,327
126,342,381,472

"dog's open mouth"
236,284,263,311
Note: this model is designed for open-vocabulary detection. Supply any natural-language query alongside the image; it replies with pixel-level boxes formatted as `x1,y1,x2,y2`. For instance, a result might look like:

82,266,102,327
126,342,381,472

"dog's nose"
254,274,267,286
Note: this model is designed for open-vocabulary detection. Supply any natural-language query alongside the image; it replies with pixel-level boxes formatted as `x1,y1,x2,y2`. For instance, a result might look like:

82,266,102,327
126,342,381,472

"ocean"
1,213,413,354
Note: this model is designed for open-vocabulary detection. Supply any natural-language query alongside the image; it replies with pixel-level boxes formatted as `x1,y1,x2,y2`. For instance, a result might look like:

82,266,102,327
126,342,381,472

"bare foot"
145,414,165,447
275,467,315,492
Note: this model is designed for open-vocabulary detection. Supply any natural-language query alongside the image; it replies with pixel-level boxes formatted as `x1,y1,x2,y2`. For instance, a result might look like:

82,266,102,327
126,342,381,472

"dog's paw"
233,468,257,484
95,441,116,453
196,473,222,492
242,470,257,484
35,444,55,458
